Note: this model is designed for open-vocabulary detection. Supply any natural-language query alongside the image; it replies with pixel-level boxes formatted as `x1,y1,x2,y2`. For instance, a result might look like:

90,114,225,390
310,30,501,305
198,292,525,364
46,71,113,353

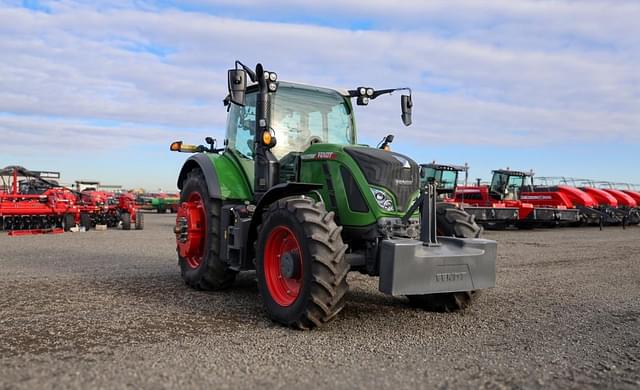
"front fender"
246,182,322,264
177,153,252,200
177,154,221,198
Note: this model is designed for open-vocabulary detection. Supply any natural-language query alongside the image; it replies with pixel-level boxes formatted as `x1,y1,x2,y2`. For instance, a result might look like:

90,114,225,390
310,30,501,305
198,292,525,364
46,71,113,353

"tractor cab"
489,169,532,201
420,163,467,198
224,82,358,186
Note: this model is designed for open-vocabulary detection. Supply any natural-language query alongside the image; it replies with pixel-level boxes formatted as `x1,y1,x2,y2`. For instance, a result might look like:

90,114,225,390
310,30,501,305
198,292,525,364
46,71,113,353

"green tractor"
171,61,496,329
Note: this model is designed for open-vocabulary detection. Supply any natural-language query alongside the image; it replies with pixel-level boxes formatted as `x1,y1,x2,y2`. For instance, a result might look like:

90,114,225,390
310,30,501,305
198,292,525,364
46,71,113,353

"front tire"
177,169,236,290
121,212,131,230
256,197,349,330
408,203,482,312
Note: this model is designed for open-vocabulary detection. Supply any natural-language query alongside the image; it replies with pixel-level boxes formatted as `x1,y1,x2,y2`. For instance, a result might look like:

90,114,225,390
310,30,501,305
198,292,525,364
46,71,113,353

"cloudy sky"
1,0,639,190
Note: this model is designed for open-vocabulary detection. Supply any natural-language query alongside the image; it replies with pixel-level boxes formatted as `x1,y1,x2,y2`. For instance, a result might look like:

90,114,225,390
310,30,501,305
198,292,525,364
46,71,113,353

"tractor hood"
344,146,420,211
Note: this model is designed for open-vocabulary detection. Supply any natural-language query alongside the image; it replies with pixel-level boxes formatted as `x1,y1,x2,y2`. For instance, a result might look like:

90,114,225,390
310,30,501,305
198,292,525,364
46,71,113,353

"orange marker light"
262,131,272,145
383,145,391,152
170,141,183,151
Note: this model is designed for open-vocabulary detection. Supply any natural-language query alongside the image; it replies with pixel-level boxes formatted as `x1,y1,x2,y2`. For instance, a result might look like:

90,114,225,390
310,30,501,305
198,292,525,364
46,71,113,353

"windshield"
420,167,458,191
438,170,458,191
491,173,525,199
269,84,355,159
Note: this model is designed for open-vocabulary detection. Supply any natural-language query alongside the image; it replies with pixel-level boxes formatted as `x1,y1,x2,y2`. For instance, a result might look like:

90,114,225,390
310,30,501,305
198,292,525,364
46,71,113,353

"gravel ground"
0,213,638,389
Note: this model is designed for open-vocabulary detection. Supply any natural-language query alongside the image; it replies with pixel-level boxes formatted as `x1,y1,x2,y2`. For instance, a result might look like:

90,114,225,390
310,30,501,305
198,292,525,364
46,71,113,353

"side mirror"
401,94,412,126
227,69,247,106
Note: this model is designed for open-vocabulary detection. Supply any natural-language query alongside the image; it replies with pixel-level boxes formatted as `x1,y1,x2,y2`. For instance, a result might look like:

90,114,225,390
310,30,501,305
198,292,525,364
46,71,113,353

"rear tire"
256,197,349,330
80,213,92,230
62,213,75,231
436,203,482,238
135,212,144,230
121,212,131,230
178,169,237,290
408,203,482,312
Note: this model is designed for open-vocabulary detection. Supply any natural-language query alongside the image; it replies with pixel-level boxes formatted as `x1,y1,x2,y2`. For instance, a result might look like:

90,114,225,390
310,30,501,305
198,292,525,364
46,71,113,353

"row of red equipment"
422,164,640,229
0,166,143,236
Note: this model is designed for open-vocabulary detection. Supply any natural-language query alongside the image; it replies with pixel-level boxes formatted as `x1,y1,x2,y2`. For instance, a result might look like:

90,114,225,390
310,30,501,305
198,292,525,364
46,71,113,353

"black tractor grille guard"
345,147,419,212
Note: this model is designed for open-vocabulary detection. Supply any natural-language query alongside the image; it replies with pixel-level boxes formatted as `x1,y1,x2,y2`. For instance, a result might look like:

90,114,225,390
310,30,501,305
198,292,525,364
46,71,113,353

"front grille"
345,147,419,211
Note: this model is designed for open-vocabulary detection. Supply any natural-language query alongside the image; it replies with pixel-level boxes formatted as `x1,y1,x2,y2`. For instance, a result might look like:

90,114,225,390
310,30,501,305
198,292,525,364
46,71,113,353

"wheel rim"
175,192,206,269
264,226,303,307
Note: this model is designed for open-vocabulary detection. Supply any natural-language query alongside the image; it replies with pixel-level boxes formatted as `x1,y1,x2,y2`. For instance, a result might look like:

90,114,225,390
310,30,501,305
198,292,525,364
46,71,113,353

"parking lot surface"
1,213,638,389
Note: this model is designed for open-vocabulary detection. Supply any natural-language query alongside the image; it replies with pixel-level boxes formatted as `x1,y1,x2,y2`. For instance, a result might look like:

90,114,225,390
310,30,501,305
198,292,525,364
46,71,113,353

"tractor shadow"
99,270,424,333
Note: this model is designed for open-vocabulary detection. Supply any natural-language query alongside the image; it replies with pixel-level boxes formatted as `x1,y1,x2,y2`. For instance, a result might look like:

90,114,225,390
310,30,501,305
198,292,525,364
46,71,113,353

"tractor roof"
421,163,467,172
246,81,349,97
225,81,350,106
492,169,532,177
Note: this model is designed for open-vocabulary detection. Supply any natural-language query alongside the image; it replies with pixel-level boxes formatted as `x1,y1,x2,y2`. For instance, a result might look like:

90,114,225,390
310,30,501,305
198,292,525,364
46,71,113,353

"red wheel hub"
264,226,303,306
175,192,206,269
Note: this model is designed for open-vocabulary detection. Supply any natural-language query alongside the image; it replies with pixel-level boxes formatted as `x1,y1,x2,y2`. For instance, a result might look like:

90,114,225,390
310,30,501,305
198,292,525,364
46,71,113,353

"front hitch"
380,183,497,296
402,182,439,246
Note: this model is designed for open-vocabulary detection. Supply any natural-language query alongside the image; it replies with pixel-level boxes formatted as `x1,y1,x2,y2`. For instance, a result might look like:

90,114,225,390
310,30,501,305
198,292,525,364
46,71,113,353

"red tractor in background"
453,169,580,228
420,163,519,229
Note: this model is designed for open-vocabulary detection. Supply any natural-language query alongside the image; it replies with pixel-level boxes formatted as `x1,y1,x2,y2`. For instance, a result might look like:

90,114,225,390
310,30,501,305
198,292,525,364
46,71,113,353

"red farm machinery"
420,163,519,229
0,166,143,235
451,169,580,229
79,189,144,230
1,166,78,235
534,177,639,227
616,183,640,204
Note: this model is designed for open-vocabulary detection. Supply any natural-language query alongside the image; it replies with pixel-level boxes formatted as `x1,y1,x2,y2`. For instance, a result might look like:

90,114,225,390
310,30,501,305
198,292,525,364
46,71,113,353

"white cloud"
0,0,638,157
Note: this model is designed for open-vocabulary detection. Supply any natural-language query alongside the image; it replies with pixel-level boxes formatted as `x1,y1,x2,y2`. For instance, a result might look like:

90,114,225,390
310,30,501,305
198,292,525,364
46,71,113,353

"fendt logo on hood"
301,152,337,160
395,179,414,186
393,155,411,169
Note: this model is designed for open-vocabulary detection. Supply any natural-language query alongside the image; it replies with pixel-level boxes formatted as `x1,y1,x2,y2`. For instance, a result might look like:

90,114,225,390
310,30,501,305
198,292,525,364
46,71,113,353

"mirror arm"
347,87,412,99
372,87,411,99
235,60,256,82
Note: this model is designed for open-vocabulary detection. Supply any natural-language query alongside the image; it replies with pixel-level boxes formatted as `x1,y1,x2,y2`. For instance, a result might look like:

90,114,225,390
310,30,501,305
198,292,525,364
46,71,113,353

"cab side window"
226,93,257,159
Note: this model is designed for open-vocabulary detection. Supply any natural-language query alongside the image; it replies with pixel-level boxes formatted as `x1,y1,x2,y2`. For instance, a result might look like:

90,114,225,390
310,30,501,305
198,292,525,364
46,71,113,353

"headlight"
371,188,395,211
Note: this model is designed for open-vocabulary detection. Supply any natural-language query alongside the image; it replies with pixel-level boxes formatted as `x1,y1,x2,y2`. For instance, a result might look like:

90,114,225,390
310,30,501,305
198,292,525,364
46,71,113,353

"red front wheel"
263,225,303,306
256,197,349,330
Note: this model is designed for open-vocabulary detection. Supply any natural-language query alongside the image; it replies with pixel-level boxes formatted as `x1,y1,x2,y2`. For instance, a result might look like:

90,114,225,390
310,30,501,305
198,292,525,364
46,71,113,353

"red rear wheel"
176,192,206,269
263,226,303,306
